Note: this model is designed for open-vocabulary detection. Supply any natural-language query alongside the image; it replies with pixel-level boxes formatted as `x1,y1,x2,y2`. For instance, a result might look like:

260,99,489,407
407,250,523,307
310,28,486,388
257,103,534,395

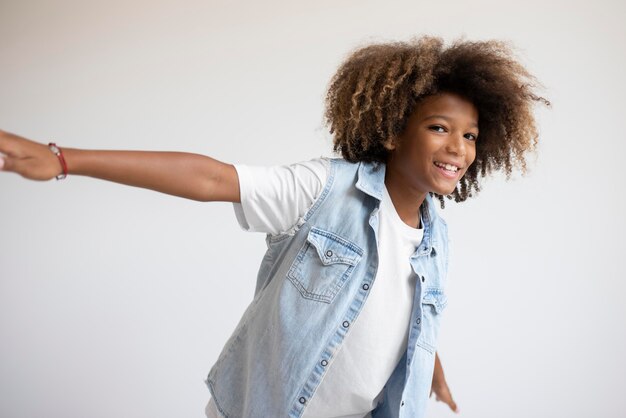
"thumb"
0,155,14,172
0,155,27,176
434,385,459,413
448,398,459,413
440,393,458,413
0,155,15,172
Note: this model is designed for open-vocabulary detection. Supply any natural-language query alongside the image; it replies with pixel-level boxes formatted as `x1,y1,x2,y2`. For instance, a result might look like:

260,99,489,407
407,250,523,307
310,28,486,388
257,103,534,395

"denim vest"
205,158,449,418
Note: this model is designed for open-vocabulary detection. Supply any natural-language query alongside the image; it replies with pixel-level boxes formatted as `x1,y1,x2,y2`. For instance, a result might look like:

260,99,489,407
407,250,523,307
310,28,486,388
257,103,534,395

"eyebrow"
422,114,479,130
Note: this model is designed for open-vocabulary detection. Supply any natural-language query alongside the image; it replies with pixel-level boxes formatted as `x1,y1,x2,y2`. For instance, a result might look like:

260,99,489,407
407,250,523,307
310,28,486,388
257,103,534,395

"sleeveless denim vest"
205,158,449,418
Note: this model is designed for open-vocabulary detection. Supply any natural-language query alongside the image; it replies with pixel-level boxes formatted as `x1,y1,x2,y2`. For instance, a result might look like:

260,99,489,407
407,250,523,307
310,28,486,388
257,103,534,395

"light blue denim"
205,158,449,418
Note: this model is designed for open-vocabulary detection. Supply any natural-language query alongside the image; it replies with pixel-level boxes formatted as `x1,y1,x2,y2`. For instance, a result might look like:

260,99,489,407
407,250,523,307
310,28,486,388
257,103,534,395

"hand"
430,352,459,413
431,377,458,413
0,130,64,180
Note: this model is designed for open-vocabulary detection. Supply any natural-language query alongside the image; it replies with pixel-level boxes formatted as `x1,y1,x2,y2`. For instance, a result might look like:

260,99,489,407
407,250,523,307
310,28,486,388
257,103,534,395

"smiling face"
386,91,479,198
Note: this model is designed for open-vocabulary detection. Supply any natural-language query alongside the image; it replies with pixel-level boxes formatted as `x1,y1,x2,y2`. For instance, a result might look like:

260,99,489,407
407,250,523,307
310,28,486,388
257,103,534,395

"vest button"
325,250,333,257
299,397,306,404
416,317,421,324
342,320,350,328
362,283,370,291
401,400,405,406
321,359,328,366
421,275,425,283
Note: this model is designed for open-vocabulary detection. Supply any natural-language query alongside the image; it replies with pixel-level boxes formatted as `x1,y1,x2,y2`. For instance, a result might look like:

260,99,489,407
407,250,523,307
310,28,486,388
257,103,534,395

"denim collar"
355,161,442,255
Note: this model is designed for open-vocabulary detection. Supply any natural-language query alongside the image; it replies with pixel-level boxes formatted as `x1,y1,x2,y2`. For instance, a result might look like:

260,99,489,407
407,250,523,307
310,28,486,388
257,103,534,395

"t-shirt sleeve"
232,157,330,235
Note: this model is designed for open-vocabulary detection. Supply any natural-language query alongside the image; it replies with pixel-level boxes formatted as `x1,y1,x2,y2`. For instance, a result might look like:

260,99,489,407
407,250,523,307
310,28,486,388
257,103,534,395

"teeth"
435,162,459,172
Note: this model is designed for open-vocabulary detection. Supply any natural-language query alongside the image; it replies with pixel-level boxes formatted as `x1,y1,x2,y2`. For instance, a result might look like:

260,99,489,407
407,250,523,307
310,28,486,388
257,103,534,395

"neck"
384,170,426,229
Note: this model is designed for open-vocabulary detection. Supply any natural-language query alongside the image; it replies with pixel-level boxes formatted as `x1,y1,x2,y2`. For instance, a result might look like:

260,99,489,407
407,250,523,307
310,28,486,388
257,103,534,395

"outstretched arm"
0,130,240,202
431,351,459,413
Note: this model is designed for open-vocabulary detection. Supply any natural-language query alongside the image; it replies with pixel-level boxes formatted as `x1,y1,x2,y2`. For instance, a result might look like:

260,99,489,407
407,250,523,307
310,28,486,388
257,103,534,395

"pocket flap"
421,287,448,313
306,227,363,266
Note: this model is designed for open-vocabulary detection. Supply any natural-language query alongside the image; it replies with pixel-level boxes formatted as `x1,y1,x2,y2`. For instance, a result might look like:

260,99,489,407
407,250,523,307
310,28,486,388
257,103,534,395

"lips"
434,161,462,171
433,161,461,179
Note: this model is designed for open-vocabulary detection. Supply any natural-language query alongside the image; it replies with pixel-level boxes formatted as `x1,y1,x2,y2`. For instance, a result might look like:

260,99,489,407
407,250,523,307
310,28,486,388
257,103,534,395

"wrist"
47,143,68,180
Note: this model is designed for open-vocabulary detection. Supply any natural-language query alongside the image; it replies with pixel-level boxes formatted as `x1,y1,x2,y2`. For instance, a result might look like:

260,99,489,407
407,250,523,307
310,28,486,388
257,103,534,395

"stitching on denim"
308,227,364,256
422,287,448,312
415,339,436,354
287,229,361,304
303,157,337,222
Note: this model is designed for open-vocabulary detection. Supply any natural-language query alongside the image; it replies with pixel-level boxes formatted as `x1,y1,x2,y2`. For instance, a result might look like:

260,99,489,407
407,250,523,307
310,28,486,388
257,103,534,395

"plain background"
1,1,624,417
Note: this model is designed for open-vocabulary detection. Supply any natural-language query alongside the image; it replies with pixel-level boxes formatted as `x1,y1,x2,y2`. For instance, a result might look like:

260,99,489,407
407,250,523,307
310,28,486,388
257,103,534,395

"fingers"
0,129,40,158
0,130,6,154
0,151,16,172
0,129,17,155
0,136,21,174
0,130,22,161
0,154,24,176
1,155,25,174
445,396,459,413
436,394,459,413
431,383,459,413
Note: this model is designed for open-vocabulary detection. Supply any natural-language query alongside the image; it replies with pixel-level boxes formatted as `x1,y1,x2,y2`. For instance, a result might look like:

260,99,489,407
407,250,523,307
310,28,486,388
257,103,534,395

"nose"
445,132,466,157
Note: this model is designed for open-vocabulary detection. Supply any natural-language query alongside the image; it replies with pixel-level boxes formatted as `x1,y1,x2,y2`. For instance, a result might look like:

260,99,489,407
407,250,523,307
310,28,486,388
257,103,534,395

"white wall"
0,1,624,417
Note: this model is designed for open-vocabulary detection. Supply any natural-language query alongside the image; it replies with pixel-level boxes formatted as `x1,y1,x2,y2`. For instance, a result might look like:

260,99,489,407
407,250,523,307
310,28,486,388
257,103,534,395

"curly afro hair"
324,36,550,207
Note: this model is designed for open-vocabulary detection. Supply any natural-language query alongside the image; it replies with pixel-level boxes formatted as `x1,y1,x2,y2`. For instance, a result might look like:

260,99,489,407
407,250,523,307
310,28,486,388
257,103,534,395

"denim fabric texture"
205,158,449,418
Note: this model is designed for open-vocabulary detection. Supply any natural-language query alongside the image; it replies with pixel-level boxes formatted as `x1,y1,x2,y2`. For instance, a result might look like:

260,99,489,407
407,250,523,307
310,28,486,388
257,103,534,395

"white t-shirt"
205,158,424,418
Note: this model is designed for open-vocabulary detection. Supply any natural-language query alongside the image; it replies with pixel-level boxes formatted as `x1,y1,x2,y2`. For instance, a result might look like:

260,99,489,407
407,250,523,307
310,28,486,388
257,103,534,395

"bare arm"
0,130,240,202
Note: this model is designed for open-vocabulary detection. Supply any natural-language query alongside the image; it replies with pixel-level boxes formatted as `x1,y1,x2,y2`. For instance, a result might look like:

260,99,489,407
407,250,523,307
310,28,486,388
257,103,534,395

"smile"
434,161,460,172
433,161,461,179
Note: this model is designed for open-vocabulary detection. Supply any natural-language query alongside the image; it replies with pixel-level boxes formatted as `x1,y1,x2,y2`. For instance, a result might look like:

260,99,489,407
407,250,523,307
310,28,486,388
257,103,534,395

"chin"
431,185,457,196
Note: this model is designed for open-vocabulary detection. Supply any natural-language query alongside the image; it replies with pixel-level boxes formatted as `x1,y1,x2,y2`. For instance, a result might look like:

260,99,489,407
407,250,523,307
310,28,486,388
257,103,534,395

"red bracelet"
48,143,68,180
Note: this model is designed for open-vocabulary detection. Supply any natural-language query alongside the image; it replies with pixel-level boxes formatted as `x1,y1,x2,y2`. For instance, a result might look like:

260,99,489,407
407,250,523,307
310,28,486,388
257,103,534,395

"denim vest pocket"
416,287,448,354
287,227,363,304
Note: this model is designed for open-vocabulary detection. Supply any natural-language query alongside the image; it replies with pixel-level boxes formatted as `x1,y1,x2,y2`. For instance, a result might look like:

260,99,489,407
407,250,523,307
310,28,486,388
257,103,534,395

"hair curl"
324,36,550,207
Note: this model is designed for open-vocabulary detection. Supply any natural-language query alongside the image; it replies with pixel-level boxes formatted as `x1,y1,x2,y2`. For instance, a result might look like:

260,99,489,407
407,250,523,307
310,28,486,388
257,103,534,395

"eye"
429,125,446,133
464,133,478,141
